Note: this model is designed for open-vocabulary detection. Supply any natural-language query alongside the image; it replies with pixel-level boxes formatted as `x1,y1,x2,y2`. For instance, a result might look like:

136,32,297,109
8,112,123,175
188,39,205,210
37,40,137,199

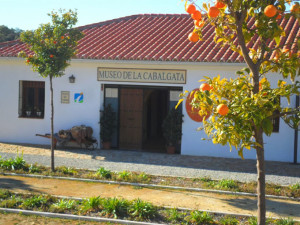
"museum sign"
97,68,186,84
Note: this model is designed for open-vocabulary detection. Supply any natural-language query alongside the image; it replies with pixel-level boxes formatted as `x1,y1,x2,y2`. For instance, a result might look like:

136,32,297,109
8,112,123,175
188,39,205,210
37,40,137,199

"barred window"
19,81,45,118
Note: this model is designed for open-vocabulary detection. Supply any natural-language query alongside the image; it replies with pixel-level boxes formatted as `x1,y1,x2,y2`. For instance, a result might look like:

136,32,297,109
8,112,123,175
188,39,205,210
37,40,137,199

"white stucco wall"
0,57,299,163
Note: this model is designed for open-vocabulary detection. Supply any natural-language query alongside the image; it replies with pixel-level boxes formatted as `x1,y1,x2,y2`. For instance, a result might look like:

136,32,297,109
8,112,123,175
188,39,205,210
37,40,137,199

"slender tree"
179,1,299,224
19,9,84,171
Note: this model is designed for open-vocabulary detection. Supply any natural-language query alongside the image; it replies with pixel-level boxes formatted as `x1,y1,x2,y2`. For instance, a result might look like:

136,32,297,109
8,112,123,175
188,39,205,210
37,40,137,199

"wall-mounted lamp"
69,75,75,83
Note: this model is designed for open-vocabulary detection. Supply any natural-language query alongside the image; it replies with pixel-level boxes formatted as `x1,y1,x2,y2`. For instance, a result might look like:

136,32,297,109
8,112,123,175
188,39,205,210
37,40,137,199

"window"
19,81,45,118
272,97,280,133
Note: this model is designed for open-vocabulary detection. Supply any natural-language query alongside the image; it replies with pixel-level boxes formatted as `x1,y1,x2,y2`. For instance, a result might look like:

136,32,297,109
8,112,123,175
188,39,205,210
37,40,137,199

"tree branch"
268,108,300,119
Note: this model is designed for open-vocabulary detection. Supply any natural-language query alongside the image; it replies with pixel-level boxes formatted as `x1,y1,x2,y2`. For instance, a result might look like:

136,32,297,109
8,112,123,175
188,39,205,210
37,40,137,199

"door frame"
103,84,183,149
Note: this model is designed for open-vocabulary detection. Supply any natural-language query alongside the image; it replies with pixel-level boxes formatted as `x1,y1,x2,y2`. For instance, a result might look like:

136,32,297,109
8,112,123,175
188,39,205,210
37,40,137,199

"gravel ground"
0,143,300,185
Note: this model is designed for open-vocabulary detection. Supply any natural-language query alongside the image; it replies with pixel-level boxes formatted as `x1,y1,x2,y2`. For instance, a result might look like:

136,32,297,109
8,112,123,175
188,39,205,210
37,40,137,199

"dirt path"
1,175,299,220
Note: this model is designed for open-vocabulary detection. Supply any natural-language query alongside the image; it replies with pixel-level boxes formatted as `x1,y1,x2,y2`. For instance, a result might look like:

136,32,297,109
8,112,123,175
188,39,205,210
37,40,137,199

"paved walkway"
0,142,299,185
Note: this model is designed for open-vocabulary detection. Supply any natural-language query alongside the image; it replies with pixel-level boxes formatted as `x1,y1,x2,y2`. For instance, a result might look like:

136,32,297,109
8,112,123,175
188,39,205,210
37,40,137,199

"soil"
0,212,116,225
1,175,300,220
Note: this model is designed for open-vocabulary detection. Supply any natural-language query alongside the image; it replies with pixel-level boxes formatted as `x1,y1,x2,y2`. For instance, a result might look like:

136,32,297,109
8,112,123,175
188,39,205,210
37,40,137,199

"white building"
0,14,299,163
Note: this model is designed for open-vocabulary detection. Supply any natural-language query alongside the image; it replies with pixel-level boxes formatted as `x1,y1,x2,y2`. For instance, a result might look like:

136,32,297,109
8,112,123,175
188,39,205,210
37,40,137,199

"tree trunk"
255,129,266,225
49,75,55,172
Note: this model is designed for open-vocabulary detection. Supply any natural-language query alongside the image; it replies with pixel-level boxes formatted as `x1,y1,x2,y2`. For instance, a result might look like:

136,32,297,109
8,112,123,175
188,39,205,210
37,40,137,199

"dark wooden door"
119,88,143,149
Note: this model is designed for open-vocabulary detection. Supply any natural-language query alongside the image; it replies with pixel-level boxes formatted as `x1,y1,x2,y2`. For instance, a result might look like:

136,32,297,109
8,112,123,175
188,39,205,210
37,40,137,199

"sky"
0,0,187,30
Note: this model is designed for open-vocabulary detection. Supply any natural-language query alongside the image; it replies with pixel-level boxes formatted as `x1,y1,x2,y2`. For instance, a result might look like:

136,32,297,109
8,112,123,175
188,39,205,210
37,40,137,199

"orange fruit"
215,1,226,9
61,36,65,39
191,10,202,20
276,10,282,20
274,51,280,62
50,54,54,58
259,82,262,91
208,6,220,18
291,4,299,13
186,4,196,14
264,5,277,17
200,83,212,91
194,20,204,28
217,104,229,116
188,32,199,43
282,48,292,58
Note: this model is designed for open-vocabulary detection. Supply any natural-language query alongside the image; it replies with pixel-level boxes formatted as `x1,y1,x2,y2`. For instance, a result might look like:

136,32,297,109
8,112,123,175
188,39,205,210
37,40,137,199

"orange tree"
19,10,84,171
178,0,299,224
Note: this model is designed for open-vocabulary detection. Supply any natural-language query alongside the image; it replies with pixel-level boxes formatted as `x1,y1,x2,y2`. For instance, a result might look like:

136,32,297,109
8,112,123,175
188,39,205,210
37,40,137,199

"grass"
0,155,300,199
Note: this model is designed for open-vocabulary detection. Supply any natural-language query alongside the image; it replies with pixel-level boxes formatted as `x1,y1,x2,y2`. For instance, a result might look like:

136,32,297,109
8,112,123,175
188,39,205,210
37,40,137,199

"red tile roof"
0,14,299,63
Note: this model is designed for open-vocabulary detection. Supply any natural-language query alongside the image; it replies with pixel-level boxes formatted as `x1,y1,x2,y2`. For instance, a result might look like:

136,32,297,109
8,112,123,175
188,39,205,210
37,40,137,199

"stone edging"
2,172,299,201
0,208,162,225
1,192,300,223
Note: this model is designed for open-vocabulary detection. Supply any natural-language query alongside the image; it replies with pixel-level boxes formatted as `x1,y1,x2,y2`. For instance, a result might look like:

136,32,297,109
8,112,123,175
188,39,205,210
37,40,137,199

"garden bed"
1,189,298,225
0,154,299,199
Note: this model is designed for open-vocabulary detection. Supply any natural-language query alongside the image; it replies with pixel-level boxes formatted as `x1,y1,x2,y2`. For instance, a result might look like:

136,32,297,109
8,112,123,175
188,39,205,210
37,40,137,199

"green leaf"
274,36,280,47
262,118,273,136
238,149,244,160
242,68,250,74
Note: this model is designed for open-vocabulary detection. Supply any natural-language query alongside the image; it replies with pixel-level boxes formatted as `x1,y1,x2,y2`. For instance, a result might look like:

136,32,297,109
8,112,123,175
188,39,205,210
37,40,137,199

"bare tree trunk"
49,75,55,172
255,129,266,225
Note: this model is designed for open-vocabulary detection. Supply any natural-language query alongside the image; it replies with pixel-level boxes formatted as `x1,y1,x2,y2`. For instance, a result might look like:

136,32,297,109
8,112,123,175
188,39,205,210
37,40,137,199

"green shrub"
101,197,129,218
137,172,151,183
248,217,273,225
0,195,23,208
217,179,239,190
200,176,212,182
117,171,132,181
50,199,76,213
219,215,239,225
21,195,48,210
96,167,112,179
0,154,26,171
165,208,185,223
289,183,300,196
81,196,102,212
28,163,42,173
276,218,295,225
185,211,214,225
290,183,300,191
56,166,78,175
129,199,157,220
248,217,257,225
0,189,12,199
